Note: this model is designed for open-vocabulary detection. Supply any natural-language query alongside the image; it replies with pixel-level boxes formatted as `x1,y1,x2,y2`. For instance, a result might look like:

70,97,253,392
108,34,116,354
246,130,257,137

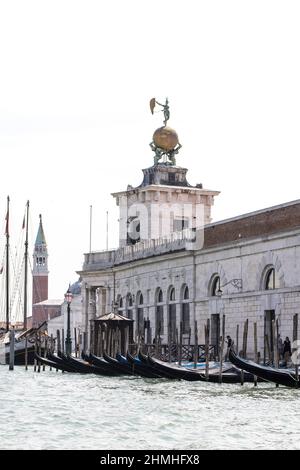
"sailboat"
0,197,46,365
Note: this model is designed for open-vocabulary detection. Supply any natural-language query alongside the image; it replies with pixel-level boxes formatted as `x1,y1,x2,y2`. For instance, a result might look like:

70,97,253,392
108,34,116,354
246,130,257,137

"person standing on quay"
277,334,283,360
225,335,233,361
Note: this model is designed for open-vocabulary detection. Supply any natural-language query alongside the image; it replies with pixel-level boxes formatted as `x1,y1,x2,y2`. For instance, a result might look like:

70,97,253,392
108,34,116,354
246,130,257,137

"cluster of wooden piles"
12,312,300,388
30,314,258,383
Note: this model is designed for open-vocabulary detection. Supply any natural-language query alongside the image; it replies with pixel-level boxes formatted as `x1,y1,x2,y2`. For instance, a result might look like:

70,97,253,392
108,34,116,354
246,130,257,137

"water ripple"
0,366,300,449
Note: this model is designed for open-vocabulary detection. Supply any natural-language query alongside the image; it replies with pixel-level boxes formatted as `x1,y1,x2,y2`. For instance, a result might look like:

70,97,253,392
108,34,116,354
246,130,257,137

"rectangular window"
169,173,175,184
173,218,189,232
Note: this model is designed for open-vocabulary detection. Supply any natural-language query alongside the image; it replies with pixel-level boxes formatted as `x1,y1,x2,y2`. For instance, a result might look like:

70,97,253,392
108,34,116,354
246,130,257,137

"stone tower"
32,214,49,306
112,98,220,248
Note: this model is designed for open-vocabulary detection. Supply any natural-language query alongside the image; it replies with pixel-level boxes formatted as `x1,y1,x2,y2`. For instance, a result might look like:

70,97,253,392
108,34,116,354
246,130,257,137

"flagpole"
6,196,9,332
106,211,109,251
89,205,92,253
23,201,29,330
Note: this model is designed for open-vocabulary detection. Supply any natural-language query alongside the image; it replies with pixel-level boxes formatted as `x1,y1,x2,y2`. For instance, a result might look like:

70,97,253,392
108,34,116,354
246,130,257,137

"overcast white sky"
0,0,300,300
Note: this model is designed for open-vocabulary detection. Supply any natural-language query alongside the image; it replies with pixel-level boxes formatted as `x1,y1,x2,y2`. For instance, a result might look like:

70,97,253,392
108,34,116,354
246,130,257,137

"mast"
106,210,109,251
5,196,9,332
89,205,92,253
23,200,29,330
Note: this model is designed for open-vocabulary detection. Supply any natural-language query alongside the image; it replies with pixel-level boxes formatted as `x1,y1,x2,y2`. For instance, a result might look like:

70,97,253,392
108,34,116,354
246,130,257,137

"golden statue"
149,97,182,165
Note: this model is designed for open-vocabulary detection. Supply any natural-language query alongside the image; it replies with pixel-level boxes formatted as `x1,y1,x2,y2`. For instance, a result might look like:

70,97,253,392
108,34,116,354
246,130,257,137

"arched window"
264,267,279,290
117,295,123,315
136,292,144,336
126,293,133,319
168,286,176,342
169,287,176,301
181,285,190,334
155,288,164,336
210,275,220,297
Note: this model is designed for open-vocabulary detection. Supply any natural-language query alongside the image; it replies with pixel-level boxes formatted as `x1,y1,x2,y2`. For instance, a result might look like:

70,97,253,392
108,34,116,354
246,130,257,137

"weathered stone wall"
79,201,300,358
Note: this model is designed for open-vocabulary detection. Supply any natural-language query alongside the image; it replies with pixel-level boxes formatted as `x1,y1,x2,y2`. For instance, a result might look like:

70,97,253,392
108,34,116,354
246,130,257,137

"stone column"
87,287,97,351
83,285,89,335
176,302,181,338
99,288,107,316
148,304,156,345
106,286,112,314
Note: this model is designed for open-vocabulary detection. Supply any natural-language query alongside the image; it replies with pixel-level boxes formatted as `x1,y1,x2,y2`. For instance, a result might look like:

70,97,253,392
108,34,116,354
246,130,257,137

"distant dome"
153,126,179,151
69,279,82,295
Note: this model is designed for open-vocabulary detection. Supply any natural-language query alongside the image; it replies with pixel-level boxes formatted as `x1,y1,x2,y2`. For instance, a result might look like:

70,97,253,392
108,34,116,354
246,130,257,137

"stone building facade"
78,128,300,360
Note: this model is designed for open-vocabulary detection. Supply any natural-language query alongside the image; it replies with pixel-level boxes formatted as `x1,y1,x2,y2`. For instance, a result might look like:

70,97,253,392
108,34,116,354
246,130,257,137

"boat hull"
229,348,299,388
0,342,43,365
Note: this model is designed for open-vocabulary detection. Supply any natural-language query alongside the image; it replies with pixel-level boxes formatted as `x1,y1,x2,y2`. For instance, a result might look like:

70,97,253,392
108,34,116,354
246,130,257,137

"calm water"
0,366,299,450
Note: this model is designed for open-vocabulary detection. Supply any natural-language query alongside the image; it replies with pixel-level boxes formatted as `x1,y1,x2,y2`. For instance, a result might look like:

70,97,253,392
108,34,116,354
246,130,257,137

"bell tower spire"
32,214,49,306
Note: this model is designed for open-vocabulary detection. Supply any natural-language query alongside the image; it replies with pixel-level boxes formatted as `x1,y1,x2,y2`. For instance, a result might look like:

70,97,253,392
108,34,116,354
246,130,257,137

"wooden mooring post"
236,324,239,355
97,326,102,358
25,336,28,371
273,320,278,368
293,314,299,381
194,321,198,369
57,329,61,354
241,319,248,386
205,319,210,381
270,319,275,366
49,334,53,371
218,314,225,384
272,319,279,388
83,331,87,355
37,331,41,373
265,334,271,365
154,326,159,358
74,328,78,358
9,328,15,371
61,329,65,355
56,329,61,372
178,322,183,366
188,327,191,356
43,336,47,371
168,322,171,363
90,322,95,356
253,322,258,386
34,334,37,372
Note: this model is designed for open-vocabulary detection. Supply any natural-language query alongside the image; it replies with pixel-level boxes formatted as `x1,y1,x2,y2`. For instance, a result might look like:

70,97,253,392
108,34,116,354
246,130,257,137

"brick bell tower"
32,214,49,306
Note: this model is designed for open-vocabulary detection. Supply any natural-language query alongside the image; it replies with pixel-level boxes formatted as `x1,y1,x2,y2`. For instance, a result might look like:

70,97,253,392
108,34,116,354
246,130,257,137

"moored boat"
125,351,164,378
102,351,135,375
82,351,122,376
35,353,79,373
147,355,203,381
147,353,258,383
229,348,299,388
58,352,119,376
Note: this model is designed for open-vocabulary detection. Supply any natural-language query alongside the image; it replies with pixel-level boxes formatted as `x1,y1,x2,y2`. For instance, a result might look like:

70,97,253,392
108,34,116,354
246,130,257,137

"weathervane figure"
149,97,182,166
150,97,170,126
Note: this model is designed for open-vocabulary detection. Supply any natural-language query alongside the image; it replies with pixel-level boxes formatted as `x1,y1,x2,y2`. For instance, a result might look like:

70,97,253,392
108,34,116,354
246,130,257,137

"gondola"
229,348,299,388
47,352,83,371
147,354,258,383
80,352,122,376
59,353,119,376
47,352,92,373
125,352,164,378
147,355,204,381
138,351,179,379
81,351,120,375
102,351,135,376
35,353,79,373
